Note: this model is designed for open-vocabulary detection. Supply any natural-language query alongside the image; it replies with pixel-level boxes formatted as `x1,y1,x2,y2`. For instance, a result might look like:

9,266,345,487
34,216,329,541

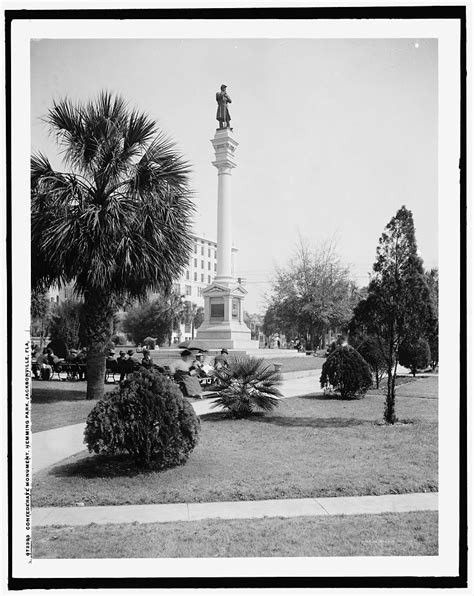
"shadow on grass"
200,411,374,428
32,388,88,404
50,453,158,479
246,416,375,429
296,394,363,401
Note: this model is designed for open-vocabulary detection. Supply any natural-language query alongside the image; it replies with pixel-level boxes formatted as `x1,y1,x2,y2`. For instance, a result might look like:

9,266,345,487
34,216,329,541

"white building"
47,233,241,344
169,233,237,307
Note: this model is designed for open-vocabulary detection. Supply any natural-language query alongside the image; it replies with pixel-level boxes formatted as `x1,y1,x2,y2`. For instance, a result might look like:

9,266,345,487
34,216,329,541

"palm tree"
31,92,195,399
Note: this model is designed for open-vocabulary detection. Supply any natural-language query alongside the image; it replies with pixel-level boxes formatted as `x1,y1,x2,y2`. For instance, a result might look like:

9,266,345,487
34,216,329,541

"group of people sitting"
32,341,231,401
32,346,87,380
105,349,154,382
166,348,230,399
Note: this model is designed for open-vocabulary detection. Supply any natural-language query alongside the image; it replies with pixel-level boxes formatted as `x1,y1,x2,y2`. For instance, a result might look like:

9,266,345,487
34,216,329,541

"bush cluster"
320,346,372,399
84,368,200,469
399,337,431,376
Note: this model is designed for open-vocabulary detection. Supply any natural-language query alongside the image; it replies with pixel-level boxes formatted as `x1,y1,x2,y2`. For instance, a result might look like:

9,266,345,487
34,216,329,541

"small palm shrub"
320,346,372,399
212,356,283,418
399,337,431,377
84,367,200,469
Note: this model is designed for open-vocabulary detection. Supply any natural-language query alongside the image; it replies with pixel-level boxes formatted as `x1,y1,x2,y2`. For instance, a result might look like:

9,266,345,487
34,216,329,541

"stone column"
211,129,238,283
196,127,256,350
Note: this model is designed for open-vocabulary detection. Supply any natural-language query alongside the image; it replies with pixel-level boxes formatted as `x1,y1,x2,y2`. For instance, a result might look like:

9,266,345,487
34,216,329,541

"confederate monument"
196,85,256,349
215,84,232,130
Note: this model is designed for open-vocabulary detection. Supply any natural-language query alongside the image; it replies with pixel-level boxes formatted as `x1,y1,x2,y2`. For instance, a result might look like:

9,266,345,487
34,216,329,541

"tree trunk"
83,291,115,401
384,368,396,423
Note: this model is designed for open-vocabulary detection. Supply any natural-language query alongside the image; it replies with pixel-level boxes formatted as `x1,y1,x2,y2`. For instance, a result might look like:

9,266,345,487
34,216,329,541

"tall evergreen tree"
356,206,432,423
31,92,194,399
424,268,439,369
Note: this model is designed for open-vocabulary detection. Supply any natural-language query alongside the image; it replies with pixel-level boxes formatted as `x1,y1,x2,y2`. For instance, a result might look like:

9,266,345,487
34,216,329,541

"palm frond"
32,91,195,298
212,356,282,418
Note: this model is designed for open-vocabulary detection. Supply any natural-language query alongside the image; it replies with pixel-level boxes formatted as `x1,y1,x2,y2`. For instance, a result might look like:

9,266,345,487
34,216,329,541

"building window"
214,263,217,272
184,323,191,333
194,258,197,267
208,275,211,283
198,287,203,297
201,246,204,255
194,272,197,281
201,274,204,282
207,262,211,270
201,260,204,269
186,270,190,280
208,248,211,257
214,250,217,259
194,244,197,253
185,285,192,296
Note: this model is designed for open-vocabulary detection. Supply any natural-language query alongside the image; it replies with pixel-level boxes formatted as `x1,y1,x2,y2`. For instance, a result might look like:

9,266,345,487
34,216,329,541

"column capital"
212,161,235,173
211,128,238,170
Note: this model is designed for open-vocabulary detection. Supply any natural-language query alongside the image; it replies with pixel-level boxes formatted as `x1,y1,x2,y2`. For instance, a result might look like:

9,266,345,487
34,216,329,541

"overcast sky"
31,38,438,313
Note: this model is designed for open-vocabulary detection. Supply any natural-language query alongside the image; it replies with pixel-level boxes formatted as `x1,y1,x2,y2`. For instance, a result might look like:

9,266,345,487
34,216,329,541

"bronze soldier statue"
216,84,232,130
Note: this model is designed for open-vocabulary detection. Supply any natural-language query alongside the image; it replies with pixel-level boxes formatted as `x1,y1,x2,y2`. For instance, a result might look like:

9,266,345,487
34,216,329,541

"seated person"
65,349,79,363
141,349,153,369
36,349,52,380
31,344,41,379
192,353,215,379
169,350,194,375
127,349,141,369
191,353,207,378
117,350,135,381
106,350,118,373
46,347,61,367
75,348,87,380
213,348,229,370
170,350,203,398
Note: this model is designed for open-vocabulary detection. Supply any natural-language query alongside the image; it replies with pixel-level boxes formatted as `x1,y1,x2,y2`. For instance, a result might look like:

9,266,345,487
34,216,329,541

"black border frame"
5,5,467,590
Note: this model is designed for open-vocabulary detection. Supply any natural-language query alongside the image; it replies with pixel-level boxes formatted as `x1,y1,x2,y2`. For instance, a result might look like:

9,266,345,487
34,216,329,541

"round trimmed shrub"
84,368,200,469
399,337,431,376
320,346,372,399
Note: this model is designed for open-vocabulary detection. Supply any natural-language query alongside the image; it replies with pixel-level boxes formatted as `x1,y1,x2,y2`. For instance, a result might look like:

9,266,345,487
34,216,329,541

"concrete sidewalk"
32,373,322,474
33,492,438,528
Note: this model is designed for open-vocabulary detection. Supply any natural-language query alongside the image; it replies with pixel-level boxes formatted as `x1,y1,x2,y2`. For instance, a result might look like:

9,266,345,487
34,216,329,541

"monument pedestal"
196,126,257,350
196,281,257,350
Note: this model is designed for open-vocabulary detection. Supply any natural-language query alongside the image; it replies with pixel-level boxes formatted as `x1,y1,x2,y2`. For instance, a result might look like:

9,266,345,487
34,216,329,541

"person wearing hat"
216,84,232,129
169,350,194,375
170,350,203,398
141,349,154,369
117,350,130,382
213,348,229,370
105,349,118,382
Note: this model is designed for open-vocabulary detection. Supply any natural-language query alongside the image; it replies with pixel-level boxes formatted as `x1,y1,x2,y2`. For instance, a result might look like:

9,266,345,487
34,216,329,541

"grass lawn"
31,382,116,434
259,356,325,372
33,384,437,507
31,358,323,433
153,354,325,373
368,375,437,397
33,511,438,558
